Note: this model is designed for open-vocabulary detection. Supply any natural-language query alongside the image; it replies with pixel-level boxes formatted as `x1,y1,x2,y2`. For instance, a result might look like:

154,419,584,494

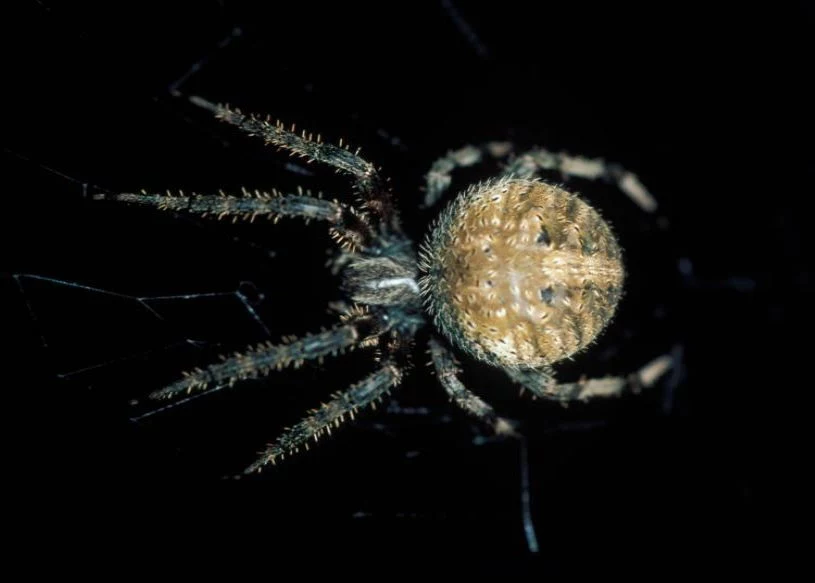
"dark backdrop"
3,0,808,568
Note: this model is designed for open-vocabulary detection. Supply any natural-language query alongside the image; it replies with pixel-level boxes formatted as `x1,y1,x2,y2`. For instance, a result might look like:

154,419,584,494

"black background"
2,0,809,569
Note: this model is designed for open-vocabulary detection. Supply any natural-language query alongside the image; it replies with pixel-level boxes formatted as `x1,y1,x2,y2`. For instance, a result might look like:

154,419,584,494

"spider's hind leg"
424,142,514,209
507,354,673,405
429,337,516,436
502,148,659,214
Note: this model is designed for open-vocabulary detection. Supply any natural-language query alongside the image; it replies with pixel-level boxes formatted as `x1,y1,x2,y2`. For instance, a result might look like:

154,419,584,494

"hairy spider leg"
94,187,371,252
243,362,403,473
150,315,380,401
502,148,659,214
91,98,420,471
505,354,673,404
428,337,516,435
188,96,400,236
424,141,514,208
426,142,658,214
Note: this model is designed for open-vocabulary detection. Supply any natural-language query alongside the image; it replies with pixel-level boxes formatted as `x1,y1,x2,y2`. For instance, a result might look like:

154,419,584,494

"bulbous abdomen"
419,178,624,369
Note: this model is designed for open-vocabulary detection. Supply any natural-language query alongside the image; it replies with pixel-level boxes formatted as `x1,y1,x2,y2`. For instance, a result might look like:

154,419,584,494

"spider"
95,96,673,475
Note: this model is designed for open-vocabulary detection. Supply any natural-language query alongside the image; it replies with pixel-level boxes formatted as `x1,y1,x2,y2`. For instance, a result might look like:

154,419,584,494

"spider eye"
536,227,551,246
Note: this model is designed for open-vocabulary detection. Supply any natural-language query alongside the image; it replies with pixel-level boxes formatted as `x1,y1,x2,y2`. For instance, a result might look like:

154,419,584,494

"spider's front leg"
506,354,673,405
150,310,384,401
94,187,372,252
243,362,403,473
188,96,399,230
429,337,516,436
502,148,659,214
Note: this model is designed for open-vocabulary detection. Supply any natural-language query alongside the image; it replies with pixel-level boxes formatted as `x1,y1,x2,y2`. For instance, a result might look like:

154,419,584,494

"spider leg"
502,148,659,214
150,314,381,401
507,354,673,404
424,141,514,209
243,362,402,473
94,188,372,251
187,96,397,227
429,337,516,435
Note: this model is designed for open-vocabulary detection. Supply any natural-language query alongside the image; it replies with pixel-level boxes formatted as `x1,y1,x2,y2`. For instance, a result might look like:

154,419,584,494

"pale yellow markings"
559,155,606,179
619,171,658,213
486,141,513,158
638,355,673,387
453,145,482,165
431,180,624,368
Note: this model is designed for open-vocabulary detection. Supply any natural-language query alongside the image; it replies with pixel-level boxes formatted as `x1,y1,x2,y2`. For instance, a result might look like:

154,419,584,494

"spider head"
419,178,624,370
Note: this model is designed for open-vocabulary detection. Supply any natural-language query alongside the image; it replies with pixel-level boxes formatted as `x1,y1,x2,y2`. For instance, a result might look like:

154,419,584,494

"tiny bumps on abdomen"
420,178,624,369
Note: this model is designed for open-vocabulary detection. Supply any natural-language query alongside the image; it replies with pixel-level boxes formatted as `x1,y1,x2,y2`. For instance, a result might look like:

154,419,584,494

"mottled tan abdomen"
419,178,624,369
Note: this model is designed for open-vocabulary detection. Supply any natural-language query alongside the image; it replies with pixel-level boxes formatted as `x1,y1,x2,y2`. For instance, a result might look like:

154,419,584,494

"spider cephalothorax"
97,98,672,474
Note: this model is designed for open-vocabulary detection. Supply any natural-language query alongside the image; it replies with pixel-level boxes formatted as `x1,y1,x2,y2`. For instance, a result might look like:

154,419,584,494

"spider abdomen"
420,178,624,369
